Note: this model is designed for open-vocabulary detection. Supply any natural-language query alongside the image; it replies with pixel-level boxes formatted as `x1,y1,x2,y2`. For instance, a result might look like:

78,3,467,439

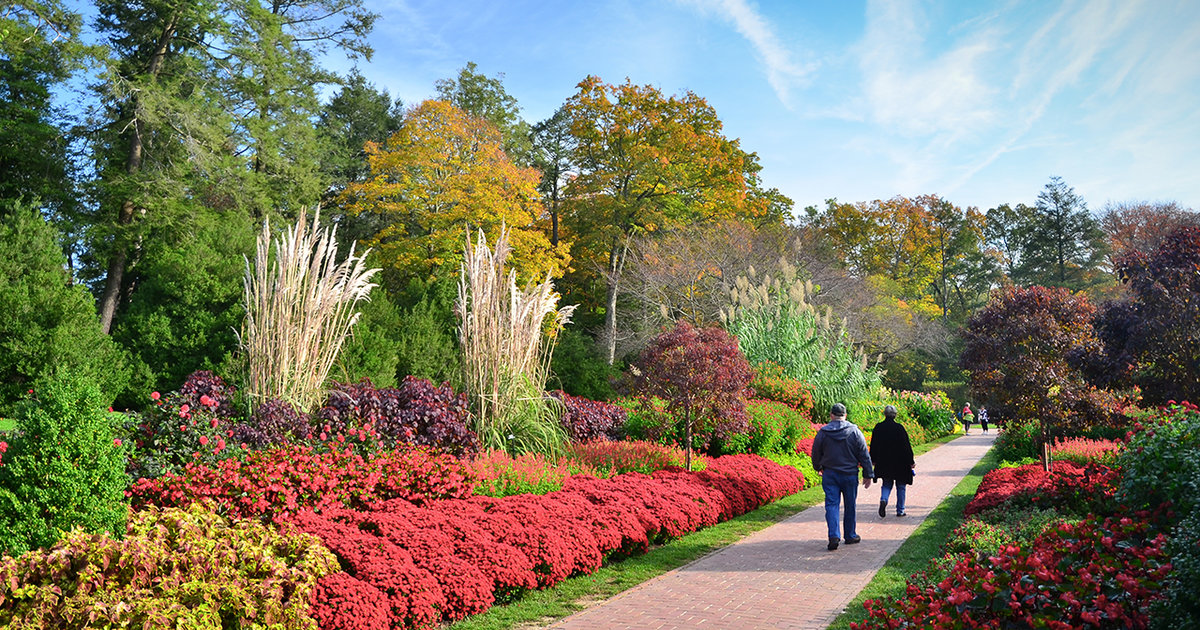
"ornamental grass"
458,227,575,456
241,210,379,412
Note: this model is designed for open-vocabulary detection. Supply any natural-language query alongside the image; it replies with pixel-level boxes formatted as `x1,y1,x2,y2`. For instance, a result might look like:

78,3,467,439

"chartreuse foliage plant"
0,502,337,629
241,209,380,413
457,227,574,455
723,262,882,422
0,372,128,558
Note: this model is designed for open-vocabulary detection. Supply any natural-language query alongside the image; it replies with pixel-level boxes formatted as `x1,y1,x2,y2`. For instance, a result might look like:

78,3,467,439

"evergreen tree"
1015,177,1106,289
436,61,532,165
0,201,129,411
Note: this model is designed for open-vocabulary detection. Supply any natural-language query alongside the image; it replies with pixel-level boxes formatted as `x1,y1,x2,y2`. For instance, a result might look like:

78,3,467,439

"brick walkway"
549,432,996,630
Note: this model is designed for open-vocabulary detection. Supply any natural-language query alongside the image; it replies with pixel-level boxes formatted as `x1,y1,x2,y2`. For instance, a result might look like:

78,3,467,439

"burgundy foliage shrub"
548,390,627,442
315,377,478,456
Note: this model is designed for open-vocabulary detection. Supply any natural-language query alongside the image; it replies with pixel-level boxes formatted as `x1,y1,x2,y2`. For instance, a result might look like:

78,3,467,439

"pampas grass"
240,210,379,412
458,227,575,455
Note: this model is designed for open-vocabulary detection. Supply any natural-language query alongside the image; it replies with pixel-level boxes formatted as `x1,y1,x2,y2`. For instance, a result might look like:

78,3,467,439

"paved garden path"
549,432,997,630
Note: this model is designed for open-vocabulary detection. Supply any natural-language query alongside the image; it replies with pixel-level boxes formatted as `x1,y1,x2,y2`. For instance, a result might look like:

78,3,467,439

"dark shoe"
896,511,907,517
879,501,887,518
828,537,839,551
845,535,862,545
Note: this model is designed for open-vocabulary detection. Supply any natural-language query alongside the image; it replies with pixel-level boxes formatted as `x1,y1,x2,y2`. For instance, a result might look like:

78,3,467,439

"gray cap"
884,405,898,418
830,403,847,417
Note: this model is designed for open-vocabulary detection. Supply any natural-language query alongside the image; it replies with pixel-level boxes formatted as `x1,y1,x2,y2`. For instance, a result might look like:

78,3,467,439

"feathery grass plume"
722,263,882,422
457,226,576,455
240,209,379,412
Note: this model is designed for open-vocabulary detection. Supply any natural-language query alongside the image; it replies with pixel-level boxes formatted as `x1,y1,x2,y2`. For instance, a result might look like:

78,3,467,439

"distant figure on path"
812,403,874,551
870,405,915,518
962,402,974,435
978,406,990,434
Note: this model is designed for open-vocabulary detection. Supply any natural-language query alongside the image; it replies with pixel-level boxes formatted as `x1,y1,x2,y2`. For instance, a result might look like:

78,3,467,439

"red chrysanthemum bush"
129,444,475,521
290,454,801,628
964,461,1120,518
852,516,1172,630
1052,436,1124,465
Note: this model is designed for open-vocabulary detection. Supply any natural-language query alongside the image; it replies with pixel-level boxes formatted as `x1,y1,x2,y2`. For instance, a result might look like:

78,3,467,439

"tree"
563,76,785,363
436,61,532,165
983,202,1036,282
0,202,129,412
317,71,404,196
1100,200,1199,265
1114,226,1200,404
530,105,575,248
339,99,569,292
632,321,752,470
88,0,376,334
0,1,92,225
1015,177,1106,288
960,286,1125,452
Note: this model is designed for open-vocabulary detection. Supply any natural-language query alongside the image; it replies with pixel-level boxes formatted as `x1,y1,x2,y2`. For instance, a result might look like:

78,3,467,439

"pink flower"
0,442,7,453
200,394,214,407
320,432,328,441
200,436,210,446
180,404,190,414
113,438,122,447
210,418,219,429
150,391,161,401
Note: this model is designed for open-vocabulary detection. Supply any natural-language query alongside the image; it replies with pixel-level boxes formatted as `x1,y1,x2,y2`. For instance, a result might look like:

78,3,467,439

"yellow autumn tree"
562,76,789,363
339,99,569,291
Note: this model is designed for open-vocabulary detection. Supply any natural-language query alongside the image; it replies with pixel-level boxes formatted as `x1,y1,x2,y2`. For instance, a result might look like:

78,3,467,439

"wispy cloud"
679,0,814,106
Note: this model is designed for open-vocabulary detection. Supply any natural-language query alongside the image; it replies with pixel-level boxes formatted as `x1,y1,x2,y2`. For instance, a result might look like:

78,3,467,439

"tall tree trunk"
603,237,629,365
98,11,180,334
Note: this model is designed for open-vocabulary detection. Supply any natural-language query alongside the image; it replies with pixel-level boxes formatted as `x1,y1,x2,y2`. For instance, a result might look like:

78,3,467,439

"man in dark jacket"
811,403,874,551
870,405,915,518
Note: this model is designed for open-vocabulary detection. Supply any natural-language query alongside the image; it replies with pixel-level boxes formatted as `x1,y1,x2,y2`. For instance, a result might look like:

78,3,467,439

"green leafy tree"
0,372,129,558
436,61,532,165
0,202,128,411
1014,177,1106,289
0,1,93,223
530,105,575,248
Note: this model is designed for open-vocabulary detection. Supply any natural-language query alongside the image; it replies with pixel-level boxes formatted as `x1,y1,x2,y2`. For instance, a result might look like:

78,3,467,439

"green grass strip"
452,435,958,630
0,417,14,432
828,442,1001,630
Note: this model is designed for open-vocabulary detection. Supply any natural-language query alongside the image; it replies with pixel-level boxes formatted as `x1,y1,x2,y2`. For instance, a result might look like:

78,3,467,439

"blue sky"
329,0,1200,216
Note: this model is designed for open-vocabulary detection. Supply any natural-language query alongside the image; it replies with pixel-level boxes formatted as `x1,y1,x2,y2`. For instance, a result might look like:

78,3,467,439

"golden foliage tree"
339,99,569,291
562,76,787,363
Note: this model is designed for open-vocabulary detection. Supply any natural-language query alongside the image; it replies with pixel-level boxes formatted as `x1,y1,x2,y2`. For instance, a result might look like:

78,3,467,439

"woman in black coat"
870,405,915,517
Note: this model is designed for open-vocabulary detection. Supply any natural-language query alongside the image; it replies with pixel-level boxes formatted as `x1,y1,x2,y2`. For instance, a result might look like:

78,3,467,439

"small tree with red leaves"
960,286,1126,469
632,321,752,470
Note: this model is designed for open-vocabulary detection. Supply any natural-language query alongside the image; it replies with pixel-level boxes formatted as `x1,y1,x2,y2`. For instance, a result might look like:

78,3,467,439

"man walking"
811,403,874,551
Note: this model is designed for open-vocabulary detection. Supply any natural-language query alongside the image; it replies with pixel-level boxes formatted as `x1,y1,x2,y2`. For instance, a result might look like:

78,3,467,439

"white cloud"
678,0,814,106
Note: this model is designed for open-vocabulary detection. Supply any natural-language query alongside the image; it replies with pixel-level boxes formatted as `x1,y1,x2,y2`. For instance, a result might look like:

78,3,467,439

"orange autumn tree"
562,76,787,363
339,99,569,291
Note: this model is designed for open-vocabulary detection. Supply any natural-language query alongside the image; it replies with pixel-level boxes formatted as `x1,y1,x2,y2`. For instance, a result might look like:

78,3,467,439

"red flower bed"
965,462,1119,516
291,454,801,628
130,444,475,521
853,516,1171,629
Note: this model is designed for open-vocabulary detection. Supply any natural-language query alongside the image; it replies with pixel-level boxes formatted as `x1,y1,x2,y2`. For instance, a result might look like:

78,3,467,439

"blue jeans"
880,478,906,513
823,471,859,540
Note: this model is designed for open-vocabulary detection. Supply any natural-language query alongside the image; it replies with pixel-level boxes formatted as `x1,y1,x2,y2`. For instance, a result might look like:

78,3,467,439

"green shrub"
762,450,819,489
549,327,618,401
614,397,706,452
331,289,405,388
922,380,967,407
944,505,1065,558
1117,404,1200,519
1152,493,1200,630
395,289,460,386
0,502,337,628
749,361,814,416
0,202,129,413
0,372,129,558
993,420,1040,463
715,399,808,456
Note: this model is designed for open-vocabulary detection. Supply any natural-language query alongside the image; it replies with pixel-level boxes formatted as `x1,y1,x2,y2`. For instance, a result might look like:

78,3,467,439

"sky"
320,0,1200,217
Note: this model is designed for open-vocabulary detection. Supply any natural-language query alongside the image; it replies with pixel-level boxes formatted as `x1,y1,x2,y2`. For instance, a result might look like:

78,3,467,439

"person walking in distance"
962,402,974,435
870,405,915,518
978,406,990,434
811,403,874,551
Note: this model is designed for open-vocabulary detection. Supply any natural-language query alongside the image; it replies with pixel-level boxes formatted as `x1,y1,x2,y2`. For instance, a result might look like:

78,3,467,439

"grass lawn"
0,417,14,432
451,434,960,630
828,444,1001,629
